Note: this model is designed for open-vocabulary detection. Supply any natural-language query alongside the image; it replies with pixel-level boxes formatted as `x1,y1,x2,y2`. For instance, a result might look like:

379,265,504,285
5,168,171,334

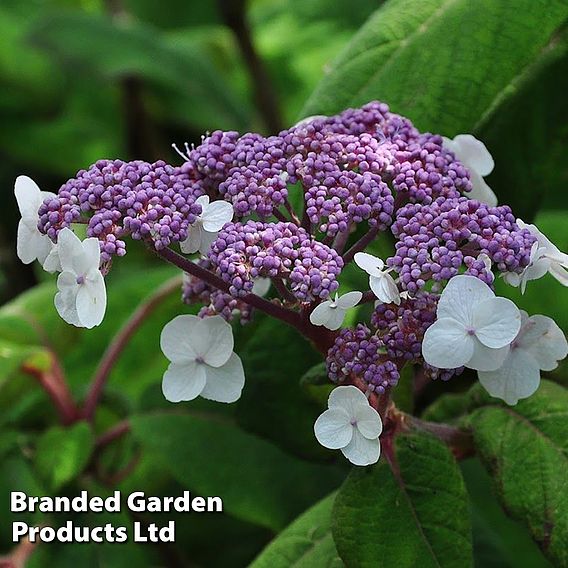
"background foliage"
0,0,566,566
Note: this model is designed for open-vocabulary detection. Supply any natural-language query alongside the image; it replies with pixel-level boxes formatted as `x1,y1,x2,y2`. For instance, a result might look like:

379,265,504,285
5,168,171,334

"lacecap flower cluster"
15,101,568,466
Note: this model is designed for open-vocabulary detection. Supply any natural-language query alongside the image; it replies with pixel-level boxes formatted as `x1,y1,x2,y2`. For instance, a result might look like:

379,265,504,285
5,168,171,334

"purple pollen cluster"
389,197,536,292
209,221,343,301
38,160,202,262
392,134,472,204
326,325,400,394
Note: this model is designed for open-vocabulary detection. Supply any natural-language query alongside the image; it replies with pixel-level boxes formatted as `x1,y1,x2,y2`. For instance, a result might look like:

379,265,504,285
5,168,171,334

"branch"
22,355,78,425
218,0,283,133
82,275,183,421
342,226,379,264
402,413,475,460
153,246,303,329
95,420,131,450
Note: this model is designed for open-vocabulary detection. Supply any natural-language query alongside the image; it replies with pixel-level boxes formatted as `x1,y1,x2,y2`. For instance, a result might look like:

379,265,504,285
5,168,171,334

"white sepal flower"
354,252,400,305
180,195,233,256
503,220,568,292
54,228,106,329
310,291,363,330
478,312,567,405
160,315,245,404
442,134,497,206
314,386,382,466
14,176,58,269
422,275,521,371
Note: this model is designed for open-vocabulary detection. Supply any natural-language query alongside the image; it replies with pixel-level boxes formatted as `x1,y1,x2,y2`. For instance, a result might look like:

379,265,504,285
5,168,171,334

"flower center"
195,356,205,364
466,327,476,336
76,275,86,285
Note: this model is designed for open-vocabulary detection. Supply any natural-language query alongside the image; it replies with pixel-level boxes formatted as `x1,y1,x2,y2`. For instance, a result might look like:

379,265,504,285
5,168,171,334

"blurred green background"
0,0,566,566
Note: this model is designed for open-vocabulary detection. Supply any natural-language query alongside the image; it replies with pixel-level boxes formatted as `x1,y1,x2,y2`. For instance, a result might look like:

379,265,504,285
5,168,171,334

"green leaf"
301,0,568,136
34,422,94,491
0,455,47,549
332,432,472,567
467,380,568,566
461,458,552,568
250,492,343,568
130,412,345,531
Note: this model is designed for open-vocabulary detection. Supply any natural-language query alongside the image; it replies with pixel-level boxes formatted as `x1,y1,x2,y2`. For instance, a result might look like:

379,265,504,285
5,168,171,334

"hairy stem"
82,275,183,421
342,226,379,264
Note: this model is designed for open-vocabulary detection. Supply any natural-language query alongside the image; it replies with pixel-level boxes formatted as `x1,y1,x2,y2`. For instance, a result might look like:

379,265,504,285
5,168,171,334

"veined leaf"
302,0,568,136
332,432,472,567
467,380,568,566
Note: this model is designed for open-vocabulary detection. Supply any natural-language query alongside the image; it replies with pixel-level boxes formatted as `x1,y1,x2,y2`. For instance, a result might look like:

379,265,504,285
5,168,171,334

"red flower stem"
82,275,183,421
22,356,78,425
342,226,379,264
95,420,131,450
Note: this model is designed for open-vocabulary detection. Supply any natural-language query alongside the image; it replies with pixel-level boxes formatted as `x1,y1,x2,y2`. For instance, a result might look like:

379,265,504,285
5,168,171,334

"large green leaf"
467,380,568,566
250,492,343,568
461,458,552,568
130,412,345,532
34,421,94,491
301,0,568,136
332,432,472,567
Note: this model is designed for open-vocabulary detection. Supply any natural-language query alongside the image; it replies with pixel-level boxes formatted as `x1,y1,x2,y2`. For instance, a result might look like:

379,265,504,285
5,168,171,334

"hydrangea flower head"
503,219,568,291
160,315,245,403
478,312,568,405
354,252,400,305
14,176,57,268
180,195,234,255
309,291,362,330
442,134,497,206
422,275,521,371
314,386,382,466
54,228,107,329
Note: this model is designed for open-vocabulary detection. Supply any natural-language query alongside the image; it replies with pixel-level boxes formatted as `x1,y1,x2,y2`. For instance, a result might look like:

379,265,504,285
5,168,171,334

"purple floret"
208,221,343,301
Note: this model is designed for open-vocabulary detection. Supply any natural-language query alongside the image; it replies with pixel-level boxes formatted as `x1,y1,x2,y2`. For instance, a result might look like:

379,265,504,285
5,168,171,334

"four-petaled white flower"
160,315,245,403
314,386,382,466
354,252,400,305
442,134,497,207
422,275,521,371
310,291,363,330
503,219,568,292
478,311,567,405
14,176,58,270
180,196,233,255
54,228,107,329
